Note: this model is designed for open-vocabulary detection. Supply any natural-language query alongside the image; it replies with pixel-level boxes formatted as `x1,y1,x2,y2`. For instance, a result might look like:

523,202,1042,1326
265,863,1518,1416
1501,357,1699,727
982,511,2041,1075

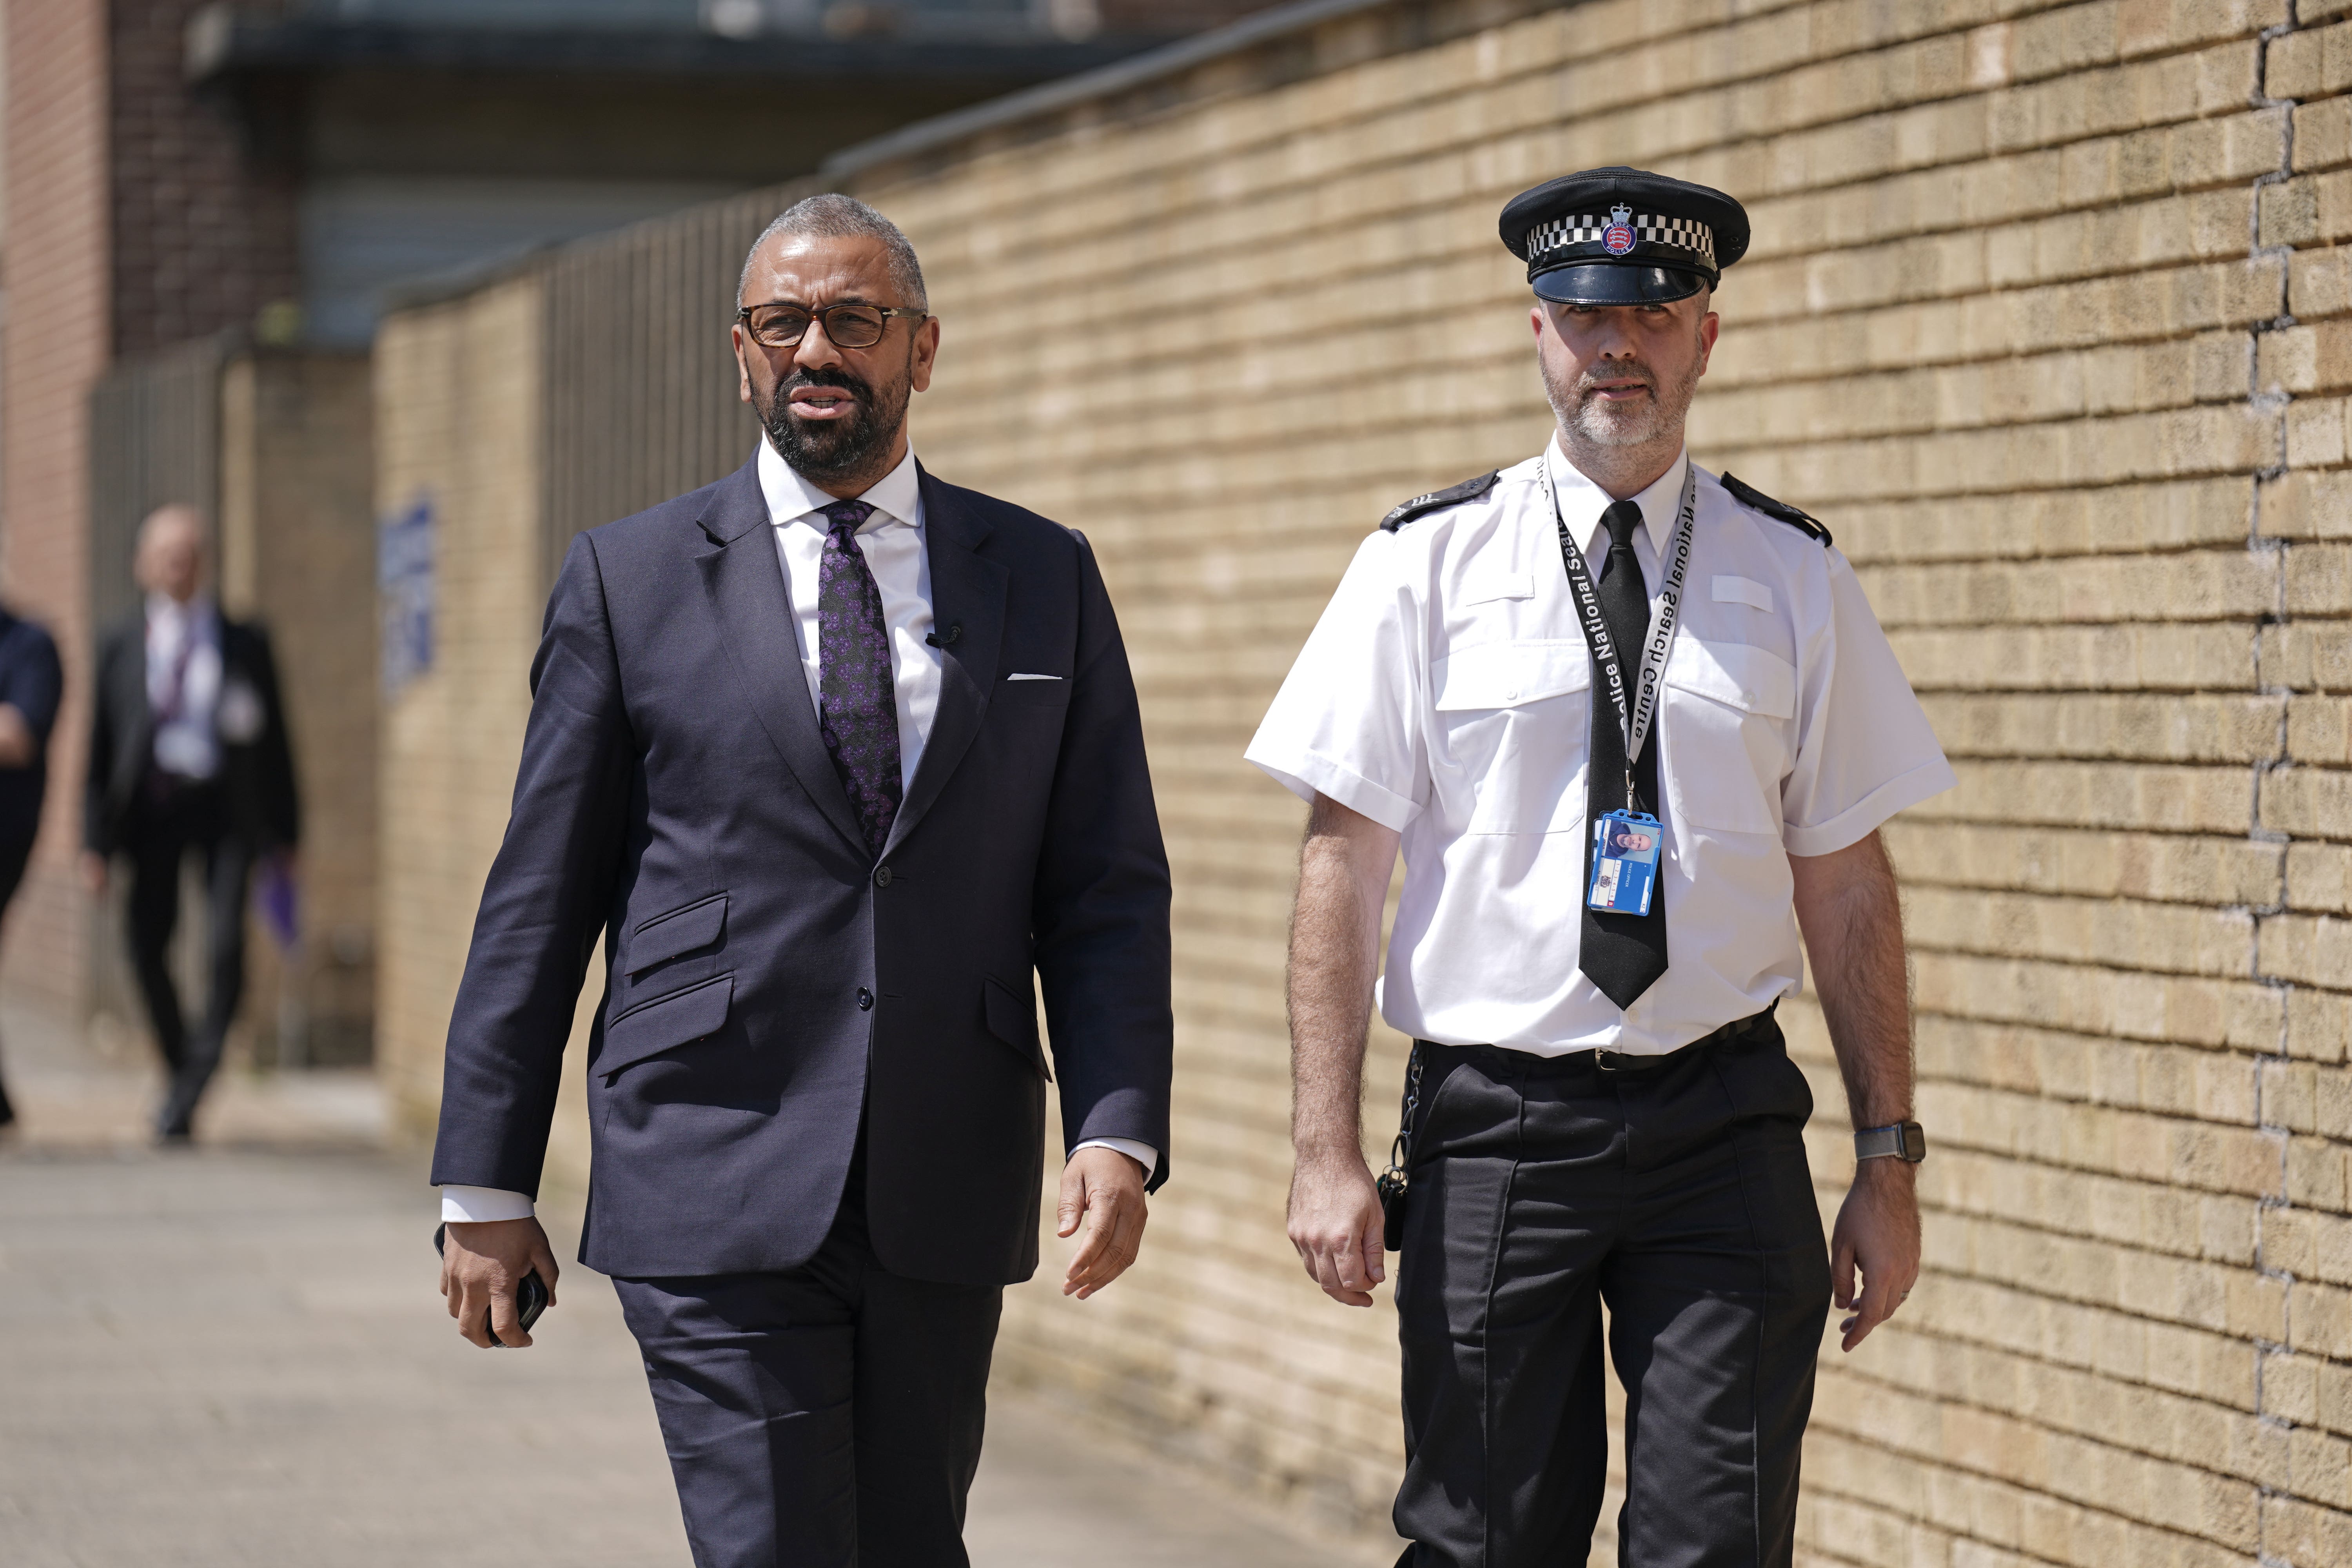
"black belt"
1417,1001,1779,1078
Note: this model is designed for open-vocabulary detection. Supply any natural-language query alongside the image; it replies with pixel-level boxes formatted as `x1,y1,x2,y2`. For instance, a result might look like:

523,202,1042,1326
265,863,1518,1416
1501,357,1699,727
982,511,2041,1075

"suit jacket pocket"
983,975,1051,1081
626,893,728,977
601,973,733,1080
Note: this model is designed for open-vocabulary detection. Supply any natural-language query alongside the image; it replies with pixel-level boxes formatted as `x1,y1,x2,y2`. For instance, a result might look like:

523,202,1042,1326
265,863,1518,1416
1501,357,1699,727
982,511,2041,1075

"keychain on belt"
1374,1043,1424,1252
1546,459,1698,920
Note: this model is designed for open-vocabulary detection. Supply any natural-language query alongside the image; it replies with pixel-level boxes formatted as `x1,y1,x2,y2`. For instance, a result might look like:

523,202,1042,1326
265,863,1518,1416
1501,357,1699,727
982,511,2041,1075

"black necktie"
1580,499,1668,1009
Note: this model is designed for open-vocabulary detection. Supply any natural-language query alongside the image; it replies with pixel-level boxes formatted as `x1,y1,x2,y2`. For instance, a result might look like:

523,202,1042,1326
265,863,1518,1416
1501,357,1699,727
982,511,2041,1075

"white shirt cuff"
443,1143,1158,1223
440,1185,537,1223
1072,1136,1158,1180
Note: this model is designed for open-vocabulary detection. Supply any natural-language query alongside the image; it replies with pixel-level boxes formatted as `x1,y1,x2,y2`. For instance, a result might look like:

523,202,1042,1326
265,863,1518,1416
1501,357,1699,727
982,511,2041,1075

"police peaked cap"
1499,167,1750,306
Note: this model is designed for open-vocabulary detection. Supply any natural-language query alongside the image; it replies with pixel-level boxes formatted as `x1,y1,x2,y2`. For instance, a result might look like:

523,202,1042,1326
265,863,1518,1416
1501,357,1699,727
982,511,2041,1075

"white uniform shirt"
1245,441,1954,1058
441,441,1154,1224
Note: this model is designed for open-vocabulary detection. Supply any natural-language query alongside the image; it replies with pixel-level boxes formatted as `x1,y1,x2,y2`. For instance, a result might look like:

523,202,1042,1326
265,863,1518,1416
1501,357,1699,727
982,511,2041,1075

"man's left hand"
1058,1145,1148,1300
1829,1157,1919,1352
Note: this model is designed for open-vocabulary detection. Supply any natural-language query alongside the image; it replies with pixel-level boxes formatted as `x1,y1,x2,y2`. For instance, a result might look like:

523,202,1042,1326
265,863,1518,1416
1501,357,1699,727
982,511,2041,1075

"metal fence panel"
540,182,818,585
87,336,229,636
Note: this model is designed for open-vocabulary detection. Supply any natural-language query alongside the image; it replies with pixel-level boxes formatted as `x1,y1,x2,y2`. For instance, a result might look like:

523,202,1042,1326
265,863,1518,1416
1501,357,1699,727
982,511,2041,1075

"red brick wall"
1,0,112,1008
108,0,297,358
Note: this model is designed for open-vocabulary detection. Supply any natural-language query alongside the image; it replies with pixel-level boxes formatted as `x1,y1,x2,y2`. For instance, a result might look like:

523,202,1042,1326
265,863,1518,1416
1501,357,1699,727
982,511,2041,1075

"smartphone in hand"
433,1222,550,1348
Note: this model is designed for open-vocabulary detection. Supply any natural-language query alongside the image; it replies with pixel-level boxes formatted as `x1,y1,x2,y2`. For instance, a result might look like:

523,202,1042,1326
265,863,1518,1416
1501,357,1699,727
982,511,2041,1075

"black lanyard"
1545,457,1698,806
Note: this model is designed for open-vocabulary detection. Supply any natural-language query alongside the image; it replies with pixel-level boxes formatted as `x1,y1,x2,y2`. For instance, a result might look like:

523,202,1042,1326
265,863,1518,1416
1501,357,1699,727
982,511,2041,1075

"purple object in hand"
256,853,299,951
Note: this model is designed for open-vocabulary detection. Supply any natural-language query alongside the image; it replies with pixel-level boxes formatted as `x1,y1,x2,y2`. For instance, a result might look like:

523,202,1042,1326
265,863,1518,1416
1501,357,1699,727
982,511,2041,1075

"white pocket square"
1007,673,1063,681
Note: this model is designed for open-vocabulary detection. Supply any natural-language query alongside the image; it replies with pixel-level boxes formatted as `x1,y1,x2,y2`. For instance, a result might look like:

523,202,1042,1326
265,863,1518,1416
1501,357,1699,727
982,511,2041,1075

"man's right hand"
1287,1151,1386,1307
440,1216,561,1348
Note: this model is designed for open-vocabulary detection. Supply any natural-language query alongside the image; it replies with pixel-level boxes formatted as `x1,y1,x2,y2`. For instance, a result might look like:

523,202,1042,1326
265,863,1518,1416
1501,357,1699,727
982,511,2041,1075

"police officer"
1247,168,1953,1566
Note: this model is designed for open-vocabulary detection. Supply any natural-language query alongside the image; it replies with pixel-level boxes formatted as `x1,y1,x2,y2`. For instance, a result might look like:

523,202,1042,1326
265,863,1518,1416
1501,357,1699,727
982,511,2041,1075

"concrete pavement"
0,1004,1391,1566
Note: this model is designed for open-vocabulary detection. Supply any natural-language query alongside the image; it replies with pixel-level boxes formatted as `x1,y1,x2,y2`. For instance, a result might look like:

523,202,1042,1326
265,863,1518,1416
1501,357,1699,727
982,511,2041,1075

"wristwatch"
1855,1121,1927,1163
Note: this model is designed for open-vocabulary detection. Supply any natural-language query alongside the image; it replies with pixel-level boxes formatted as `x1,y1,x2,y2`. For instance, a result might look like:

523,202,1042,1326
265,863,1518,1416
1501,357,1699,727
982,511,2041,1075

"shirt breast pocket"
1661,638,1796,837
1432,641,1591,836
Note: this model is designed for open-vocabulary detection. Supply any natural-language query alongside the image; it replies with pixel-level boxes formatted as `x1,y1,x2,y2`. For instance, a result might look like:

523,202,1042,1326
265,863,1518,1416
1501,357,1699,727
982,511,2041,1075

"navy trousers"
612,1143,1004,1568
1392,1018,1831,1567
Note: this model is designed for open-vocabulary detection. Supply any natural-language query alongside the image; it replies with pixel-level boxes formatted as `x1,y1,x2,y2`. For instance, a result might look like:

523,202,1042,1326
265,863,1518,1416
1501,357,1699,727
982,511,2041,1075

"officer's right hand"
440,1216,561,1348
1287,1151,1386,1307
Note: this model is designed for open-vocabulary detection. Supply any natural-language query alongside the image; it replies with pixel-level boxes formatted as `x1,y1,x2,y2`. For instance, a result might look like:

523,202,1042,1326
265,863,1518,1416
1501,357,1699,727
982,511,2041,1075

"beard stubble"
1541,328,1706,450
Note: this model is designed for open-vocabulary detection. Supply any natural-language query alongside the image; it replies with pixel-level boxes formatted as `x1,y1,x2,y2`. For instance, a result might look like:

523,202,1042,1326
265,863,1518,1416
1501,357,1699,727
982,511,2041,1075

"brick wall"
374,0,2352,1560
842,1,2352,1559
372,277,553,1132
2,0,112,1010
107,0,298,358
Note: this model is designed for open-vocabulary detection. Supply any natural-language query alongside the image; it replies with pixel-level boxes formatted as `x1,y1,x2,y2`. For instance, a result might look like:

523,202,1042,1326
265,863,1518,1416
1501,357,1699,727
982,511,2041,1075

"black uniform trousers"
1392,1013,1831,1568
611,1131,1005,1568
121,779,254,1138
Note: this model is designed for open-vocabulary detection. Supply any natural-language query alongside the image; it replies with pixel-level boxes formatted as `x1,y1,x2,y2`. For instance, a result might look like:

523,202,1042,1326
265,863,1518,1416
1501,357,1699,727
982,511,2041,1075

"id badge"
1589,810,1663,916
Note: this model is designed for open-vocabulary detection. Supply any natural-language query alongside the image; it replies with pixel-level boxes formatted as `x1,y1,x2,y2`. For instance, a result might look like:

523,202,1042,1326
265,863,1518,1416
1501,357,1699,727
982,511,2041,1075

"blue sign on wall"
378,494,434,695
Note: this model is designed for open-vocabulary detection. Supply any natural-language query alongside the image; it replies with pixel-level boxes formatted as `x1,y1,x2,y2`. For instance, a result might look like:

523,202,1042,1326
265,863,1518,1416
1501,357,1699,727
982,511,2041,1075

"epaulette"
1380,471,1500,533
1720,472,1832,546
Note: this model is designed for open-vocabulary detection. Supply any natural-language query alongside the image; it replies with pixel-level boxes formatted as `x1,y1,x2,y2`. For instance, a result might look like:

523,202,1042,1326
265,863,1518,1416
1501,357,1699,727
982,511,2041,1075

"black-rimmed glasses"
737,301,927,350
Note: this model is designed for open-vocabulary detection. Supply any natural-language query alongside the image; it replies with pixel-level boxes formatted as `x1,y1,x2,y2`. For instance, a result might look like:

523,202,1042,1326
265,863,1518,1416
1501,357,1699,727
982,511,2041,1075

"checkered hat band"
1526,212,1717,269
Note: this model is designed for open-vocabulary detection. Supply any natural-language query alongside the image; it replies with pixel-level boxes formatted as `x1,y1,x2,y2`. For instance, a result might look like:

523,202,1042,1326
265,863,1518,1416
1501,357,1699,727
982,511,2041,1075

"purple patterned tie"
815,499,902,858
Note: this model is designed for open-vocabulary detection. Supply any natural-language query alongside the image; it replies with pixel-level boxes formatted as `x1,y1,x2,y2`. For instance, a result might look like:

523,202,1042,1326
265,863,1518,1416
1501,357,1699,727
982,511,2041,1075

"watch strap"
1855,1122,1924,1161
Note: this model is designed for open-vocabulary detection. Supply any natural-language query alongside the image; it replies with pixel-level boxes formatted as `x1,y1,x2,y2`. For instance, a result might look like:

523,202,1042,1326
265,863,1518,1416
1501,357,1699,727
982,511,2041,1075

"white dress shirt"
145,594,223,779
441,441,1154,1225
1245,439,1955,1057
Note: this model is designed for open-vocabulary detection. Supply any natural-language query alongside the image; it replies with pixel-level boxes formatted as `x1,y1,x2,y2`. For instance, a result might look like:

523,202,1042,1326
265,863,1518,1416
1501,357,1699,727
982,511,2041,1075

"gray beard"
1542,351,1702,454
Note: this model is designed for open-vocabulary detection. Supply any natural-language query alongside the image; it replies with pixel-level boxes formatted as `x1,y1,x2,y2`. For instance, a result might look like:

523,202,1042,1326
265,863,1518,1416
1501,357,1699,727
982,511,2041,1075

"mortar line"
2249,9,2303,1560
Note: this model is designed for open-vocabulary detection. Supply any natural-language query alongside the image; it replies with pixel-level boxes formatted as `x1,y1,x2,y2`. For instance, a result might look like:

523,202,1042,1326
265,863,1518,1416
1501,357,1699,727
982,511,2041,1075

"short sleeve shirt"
1245,443,1955,1056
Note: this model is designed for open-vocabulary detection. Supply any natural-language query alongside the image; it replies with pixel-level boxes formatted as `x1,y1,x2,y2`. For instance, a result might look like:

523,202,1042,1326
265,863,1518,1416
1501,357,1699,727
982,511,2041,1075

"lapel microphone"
925,622,962,648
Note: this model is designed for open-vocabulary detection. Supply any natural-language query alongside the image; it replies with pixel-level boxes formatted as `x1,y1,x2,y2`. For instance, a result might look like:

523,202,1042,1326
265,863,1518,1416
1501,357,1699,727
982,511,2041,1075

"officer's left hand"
1059,1145,1149,1300
1830,1158,1919,1351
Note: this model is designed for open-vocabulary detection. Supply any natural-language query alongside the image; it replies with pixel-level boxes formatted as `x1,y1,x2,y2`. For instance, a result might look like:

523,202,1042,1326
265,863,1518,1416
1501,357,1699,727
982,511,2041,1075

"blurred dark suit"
86,606,298,1136
0,608,62,1129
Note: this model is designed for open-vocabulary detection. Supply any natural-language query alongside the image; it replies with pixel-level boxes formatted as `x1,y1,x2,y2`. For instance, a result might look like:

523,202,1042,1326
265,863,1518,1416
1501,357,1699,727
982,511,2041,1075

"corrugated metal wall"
83,336,231,1024
539,184,812,581
87,335,226,637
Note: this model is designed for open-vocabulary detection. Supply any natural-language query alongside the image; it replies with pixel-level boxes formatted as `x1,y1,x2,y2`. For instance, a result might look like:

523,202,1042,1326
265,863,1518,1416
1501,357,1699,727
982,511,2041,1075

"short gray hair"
738,194,928,311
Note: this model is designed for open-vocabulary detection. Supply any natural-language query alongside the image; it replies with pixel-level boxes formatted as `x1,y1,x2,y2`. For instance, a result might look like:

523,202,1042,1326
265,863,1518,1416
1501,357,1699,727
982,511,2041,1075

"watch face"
1901,1123,1927,1162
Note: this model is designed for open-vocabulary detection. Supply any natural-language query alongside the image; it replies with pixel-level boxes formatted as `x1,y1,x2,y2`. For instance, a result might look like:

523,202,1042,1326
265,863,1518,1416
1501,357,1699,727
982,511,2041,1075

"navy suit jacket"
429,456,1173,1285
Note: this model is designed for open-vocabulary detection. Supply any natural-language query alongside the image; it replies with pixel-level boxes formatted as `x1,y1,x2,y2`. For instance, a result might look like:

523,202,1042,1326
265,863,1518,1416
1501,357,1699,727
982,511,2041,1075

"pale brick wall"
831,0,2352,1560
374,0,2352,1560
372,278,549,1134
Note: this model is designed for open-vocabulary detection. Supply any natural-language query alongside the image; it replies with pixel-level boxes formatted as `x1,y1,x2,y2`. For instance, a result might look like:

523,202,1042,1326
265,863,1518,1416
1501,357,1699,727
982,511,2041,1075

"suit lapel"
694,457,869,858
885,466,1005,857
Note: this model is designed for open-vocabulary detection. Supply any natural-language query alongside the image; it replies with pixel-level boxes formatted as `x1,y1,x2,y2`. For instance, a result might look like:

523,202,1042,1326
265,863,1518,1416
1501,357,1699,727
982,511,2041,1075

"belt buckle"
1593,1048,1621,1073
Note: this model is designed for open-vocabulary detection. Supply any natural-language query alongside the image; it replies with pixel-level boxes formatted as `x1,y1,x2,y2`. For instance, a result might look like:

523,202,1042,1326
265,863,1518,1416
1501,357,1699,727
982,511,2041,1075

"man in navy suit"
431,195,1173,1568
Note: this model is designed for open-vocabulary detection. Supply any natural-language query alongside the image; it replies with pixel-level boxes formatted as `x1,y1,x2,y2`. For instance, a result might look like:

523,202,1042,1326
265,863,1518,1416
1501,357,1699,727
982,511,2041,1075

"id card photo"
1589,811,1662,917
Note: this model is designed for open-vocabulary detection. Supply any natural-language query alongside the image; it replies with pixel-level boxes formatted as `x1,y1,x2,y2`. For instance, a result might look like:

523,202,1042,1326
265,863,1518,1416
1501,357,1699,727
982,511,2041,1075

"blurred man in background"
84,505,299,1142
0,603,62,1131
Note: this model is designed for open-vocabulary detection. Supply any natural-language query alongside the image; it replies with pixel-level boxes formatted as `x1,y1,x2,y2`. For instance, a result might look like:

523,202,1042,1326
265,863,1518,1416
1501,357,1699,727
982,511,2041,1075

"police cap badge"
1499,167,1750,307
